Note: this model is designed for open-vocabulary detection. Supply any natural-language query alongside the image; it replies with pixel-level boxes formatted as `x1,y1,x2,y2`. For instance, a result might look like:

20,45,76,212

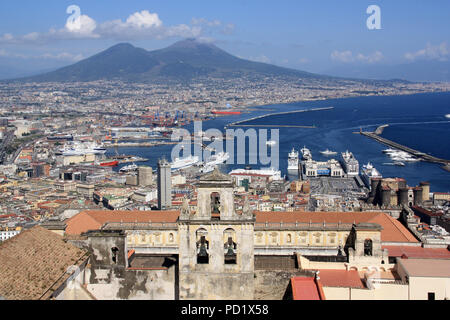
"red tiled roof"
317,270,365,289
291,277,325,300
66,210,180,235
254,211,418,243
382,246,450,259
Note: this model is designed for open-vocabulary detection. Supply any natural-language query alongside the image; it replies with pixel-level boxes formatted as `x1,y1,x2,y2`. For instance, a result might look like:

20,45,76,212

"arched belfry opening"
211,192,221,214
196,228,210,264
224,228,237,264
364,239,373,256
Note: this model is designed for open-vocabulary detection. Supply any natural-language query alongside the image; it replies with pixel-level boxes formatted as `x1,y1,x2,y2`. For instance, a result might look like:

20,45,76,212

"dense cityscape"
0,1,450,306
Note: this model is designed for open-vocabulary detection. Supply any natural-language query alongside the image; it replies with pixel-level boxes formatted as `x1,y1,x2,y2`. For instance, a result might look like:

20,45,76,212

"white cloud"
0,10,207,44
405,42,449,62
331,50,384,64
126,10,162,29
0,49,83,62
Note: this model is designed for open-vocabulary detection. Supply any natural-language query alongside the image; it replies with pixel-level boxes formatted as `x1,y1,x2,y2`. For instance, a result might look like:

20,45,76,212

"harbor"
225,106,334,128
360,126,450,171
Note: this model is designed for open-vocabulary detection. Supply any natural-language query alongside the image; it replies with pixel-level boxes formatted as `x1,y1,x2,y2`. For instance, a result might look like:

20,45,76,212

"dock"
359,125,450,169
225,106,333,128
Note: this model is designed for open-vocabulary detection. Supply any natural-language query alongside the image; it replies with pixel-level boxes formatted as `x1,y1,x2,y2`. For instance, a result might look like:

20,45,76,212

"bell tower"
178,167,255,300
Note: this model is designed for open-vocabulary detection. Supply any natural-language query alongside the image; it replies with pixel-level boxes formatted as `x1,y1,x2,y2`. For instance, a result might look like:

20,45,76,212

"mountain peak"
168,38,218,50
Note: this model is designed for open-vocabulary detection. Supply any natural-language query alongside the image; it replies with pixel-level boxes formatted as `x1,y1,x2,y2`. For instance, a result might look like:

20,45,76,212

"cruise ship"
58,141,107,156
340,150,359,176
287,148,299,171
300,146,312,160
171,155,200,171
200,152,230,173
229,167,283,181
360,162,382,188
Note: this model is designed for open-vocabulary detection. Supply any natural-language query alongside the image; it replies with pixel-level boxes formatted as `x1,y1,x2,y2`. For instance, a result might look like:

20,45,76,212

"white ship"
171,155,200,171
287,148,299,171
119,163,138,173
320,149,337,156
446,114,450,119
360,162,382,188
300,146,312,160
266,140,277,146
229,167,282,181
204,152,230,166
384,150,420,163
340,150,359,176
200,152,230,173
59,141,107,156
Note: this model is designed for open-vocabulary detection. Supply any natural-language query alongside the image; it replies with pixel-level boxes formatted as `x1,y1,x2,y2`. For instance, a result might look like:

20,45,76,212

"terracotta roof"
254,211,418,243
291,277,325,300
317,270,365,289
382,246,450,259
0,226,88,300
65,210,180,235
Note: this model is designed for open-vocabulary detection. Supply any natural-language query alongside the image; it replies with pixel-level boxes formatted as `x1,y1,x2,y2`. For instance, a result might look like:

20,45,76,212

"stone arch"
211,192,221,214
364,239,373,256
196,228,209,264
224,228,237,264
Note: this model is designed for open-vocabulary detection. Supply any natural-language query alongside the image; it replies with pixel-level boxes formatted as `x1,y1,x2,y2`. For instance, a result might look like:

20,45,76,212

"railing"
102,222,178,230
255,222,353,230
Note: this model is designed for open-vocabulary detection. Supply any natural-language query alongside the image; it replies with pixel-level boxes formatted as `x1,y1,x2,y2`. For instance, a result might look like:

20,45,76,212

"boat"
383,162,405,167
320,149,337,156
340,150,359,176
119,163,138,173
446,114,450,119
266,140,277,146
382,148,397,153
171,155,200,171
98,160,119,167
287,148,299,171
300,146,312,160
360,162,382,188
203,152,230,167
58,141,107,156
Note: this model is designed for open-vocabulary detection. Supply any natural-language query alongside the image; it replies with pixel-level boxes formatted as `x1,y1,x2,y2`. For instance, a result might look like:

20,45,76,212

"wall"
254,270,311,300
409,277,450,300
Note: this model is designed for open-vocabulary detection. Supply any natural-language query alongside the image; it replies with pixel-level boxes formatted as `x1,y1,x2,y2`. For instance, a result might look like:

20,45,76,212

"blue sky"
0,0,449,74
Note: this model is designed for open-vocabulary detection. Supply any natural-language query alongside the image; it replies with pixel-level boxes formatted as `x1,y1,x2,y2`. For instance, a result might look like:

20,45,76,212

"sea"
107,92,450,192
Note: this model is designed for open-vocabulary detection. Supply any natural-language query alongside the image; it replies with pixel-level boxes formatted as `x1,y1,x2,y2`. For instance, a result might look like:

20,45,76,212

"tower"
138,166,153,187
178,167,255,300
157,159,171,210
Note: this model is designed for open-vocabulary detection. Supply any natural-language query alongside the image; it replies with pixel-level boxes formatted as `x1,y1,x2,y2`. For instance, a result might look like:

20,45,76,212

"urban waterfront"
109,92,450,192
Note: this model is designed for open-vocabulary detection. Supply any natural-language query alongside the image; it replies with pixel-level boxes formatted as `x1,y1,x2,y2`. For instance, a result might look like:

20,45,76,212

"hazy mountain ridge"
11,39,332,83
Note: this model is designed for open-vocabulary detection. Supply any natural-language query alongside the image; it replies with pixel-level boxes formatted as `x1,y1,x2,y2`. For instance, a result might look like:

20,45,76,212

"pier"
225,106,334,128
359,126,450,169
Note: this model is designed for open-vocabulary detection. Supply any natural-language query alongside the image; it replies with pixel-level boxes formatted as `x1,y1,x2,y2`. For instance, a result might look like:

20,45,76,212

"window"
428,292,435,301
196,229,209,264
211,192,221,214
111,247,119,264
364,239,373,256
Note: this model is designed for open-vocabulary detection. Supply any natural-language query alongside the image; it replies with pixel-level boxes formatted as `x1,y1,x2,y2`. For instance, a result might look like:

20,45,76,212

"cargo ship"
212,110,242,115
98,160,119,167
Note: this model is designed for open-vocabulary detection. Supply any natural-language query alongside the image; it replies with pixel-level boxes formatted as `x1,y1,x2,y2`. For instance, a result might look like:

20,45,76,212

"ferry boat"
171,155,200,171
287,148,299,171
360,162,382,188
203,152,230,167
320,149,337,156
58,141,107,156
300,146,312,160
119,163,138,173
